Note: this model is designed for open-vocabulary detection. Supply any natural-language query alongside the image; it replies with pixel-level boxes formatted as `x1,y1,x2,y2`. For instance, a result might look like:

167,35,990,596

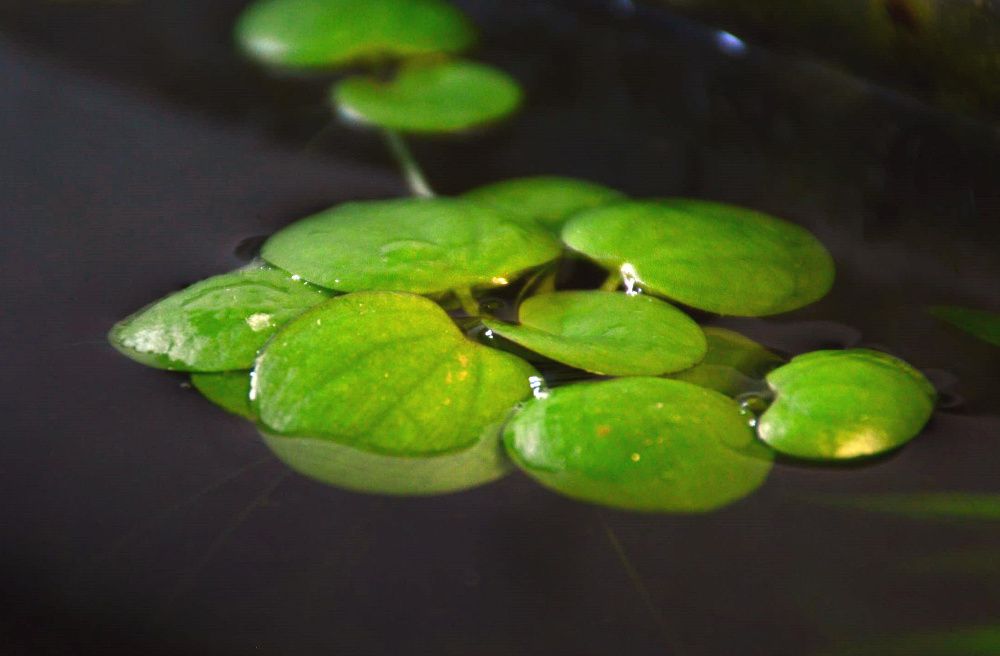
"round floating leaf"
758,349,936,460
463,176,626,230
254,292,538,455
503,377,773,513
260,428,510,496
235,0,475,69
483,291,706,376
929,305,1000,347
672,327,784,396
109,264,331,371
562,199,835,316
191,371,255,420
334,59,522,133
261,197,561,294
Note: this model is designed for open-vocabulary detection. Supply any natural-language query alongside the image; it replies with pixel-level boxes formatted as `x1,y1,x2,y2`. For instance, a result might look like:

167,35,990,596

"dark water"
2,1,999,654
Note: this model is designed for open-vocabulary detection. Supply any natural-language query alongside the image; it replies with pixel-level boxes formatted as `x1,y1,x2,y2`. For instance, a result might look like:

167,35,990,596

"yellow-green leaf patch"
108,263,331,371
191,371,256,420
463,176,625,230
483,291,706,376
235,0,475,69
334,59,522,133
261,197,561,295
671,326,784,396
757,349,936,461
562,199,835,316
253,292,538,455
503,377,773,513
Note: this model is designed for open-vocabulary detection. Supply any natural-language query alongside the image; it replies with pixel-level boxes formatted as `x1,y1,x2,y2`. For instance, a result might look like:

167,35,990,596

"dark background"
2,1,999,654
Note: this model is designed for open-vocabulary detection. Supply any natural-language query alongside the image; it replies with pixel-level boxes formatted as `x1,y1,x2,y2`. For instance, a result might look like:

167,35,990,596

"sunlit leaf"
929,305,1000,347
235,0,475,69
191,371,255,420
483,291,706,376
261,197,561,295
109,263,331,371
254,292,538,455
463,176,625,230
334,59,522,133
562,199,835,316
260,427,510,496
758,349,936,460
503,377,773,513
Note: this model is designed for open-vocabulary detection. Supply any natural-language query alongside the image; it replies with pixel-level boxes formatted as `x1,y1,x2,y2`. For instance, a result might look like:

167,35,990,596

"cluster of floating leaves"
111,182,939,512
108,0,949,513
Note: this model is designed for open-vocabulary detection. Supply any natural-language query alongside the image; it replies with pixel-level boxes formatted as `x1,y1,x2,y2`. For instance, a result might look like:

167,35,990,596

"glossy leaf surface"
334,60,522,133
562,199,835,316
483,291,706,376
671,326,783,396
503,378,773,512
260,428,510,496
191,371,255,420
235,0,474,69
463,176,625,230
929,305,1000,346
109,264,330,371
758,349,936,460
254,292,538,455
261,197,561,294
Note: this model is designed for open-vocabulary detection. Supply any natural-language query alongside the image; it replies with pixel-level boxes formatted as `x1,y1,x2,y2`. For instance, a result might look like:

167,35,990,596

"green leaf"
260,428,510,496
109,263,331,371
757,349,936,460
254,292,538,455
819,492,1000,522
503,377,773,513
929,305,1000,347
463,176,626,230
561,199,835,316
261,197,561,295
333,59,522,133
191,371,256,420
234,0,475,69
671,326,784,396
482,291,706,376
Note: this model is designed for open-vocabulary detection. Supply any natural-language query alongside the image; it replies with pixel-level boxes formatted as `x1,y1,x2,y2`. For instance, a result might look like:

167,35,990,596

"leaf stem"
599,271,623,292
454,287,479,317
382,129,434,198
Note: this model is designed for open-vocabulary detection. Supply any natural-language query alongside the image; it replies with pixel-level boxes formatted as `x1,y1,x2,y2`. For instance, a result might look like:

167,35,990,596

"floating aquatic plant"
503,378,774,512
670,326,784,397
757,349,936,460
260,197,560,294
109,263,331,371
235,0,475,69
562,199,835,316
334,59,522,133
253,292,538,455
463,176,626,230
107,0,942,513
482,291,706,376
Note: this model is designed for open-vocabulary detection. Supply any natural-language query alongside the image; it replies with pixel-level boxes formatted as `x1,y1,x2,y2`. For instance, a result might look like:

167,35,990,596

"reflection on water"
818,492,1000,522
259,427,511,496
